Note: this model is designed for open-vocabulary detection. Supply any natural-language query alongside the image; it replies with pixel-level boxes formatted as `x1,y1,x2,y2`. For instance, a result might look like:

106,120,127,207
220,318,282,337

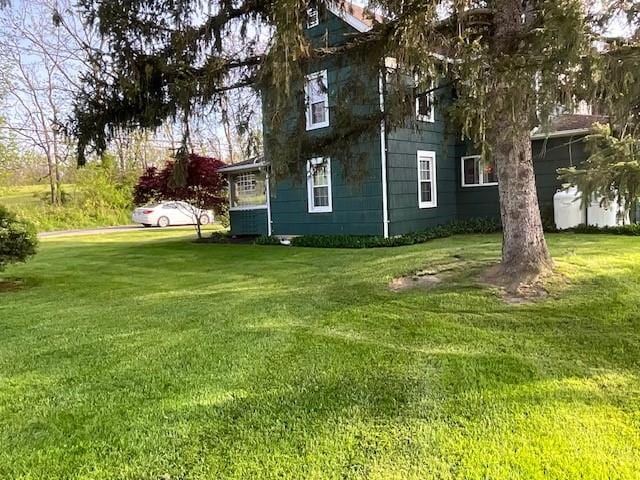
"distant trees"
134,154,227,238
0,0,99,204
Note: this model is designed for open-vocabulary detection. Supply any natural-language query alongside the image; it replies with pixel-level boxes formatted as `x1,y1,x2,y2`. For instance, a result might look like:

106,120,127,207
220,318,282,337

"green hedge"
255,218,640,249
256,218,502,249
255,235,282,245
570,223,640,236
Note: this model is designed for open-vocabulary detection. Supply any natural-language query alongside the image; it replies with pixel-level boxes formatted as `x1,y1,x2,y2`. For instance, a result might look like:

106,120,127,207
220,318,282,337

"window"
417,150,437,208
307,7,319,28
305,70,329,130
307,157,332,213
461,155,498,187
230,171,267,209
415,77,435,122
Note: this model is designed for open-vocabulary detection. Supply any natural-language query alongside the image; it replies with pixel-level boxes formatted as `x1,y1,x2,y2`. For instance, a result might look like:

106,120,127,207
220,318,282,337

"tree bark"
493,111,553,281
490,0,553,285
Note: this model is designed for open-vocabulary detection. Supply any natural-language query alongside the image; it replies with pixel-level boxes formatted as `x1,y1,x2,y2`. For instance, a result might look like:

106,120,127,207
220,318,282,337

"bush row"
255,218,640,249
256,217,502,249
570,223,640,236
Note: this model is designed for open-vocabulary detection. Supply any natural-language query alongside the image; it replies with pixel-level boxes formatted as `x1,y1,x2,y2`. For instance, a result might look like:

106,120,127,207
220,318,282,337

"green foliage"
570,223,640,236
0,164,136,231
3,230,640,477
255,235,282,245
266,218,502,248
0,205,37,272
194,231,232,244
75,163,137,214
559,124,640,212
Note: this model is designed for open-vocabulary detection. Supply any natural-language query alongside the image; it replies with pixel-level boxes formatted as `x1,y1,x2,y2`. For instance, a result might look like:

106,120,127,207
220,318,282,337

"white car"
132,201,214,228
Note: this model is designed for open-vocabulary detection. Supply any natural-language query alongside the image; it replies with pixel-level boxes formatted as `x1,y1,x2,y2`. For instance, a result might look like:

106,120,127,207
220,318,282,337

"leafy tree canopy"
71,0,639,169
133,153,228,237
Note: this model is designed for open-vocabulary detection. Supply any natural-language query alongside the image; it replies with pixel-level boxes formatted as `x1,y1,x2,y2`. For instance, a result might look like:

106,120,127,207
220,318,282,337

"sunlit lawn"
0,184,67,207
1,230,639,479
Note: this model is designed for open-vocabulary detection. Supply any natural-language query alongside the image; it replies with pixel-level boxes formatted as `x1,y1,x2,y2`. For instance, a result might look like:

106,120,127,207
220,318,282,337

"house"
218,3,603,238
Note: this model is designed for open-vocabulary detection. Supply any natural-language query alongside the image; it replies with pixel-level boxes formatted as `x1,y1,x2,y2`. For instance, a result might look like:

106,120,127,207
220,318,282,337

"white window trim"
307,157,332,213
415,77,435,123
461,155,499,188
228,170,268,211
305,70,329,131
306,7,319,28
417,150,437,209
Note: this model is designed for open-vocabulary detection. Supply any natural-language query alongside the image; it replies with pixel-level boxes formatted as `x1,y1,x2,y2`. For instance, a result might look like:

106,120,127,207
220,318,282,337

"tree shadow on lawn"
4,235,639,476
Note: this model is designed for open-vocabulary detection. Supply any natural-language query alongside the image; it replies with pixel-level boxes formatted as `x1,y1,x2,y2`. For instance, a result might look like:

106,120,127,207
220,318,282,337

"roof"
328,1,385,32
217,156,267,173
531,114,608,139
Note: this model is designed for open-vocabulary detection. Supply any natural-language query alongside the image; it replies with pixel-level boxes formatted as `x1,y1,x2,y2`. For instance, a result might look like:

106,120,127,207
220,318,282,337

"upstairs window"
415,77,435,122
417,150,437,208
230,171,267,209
461,155,498,187
307,157,332,213
305,70,329,130
307,7,319,28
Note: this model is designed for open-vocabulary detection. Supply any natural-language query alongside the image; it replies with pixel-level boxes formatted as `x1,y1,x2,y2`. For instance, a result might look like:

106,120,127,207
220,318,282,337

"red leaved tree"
134,154,227,238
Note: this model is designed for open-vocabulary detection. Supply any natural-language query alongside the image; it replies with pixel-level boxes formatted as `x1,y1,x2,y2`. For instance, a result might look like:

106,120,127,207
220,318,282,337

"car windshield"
144,203,160,208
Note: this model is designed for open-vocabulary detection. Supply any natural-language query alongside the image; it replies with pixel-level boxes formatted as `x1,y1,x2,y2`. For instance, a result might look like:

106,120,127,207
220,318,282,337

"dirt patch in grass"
0,278,28,293
389,274,442,292
389,259,469,292
478,264,562,304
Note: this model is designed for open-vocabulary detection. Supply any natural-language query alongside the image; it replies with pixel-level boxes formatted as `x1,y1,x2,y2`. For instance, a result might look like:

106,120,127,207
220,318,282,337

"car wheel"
157,216,170,228
199,214,210,225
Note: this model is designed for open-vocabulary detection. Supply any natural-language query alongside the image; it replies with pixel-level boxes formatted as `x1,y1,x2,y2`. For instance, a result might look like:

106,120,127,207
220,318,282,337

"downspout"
265,168,273,236
378,69,390,238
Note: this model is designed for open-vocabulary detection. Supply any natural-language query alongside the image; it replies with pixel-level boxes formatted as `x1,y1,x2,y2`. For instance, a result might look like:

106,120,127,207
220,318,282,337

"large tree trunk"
493,112,553,282
490,0,553,286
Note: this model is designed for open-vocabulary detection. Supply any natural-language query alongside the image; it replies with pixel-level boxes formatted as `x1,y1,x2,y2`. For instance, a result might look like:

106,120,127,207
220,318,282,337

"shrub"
255,235,283,245
133,153,227,238
571,223,640,236
0,206,38,272
259,218,503,249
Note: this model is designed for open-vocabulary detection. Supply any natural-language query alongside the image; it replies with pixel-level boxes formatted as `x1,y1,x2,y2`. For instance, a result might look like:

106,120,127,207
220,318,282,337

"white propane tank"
587,197,630,227
554,187,585,230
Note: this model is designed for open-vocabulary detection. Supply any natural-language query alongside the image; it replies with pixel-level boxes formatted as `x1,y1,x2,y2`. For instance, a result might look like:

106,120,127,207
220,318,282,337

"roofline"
218,162,268,173
530,128,590,140
327,2,373,33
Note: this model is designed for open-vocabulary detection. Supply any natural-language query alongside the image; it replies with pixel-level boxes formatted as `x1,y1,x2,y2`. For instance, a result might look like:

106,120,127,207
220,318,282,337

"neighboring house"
218,3,602,237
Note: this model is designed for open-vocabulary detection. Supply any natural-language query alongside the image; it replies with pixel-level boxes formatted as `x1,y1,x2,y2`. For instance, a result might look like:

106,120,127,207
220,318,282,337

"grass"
1,230,639,479
0,184,63,207
0,184,130,231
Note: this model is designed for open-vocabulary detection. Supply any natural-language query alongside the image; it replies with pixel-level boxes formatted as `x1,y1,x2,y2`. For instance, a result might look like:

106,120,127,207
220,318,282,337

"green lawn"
0,184,133,231
1,231,639,479
0,184,62,207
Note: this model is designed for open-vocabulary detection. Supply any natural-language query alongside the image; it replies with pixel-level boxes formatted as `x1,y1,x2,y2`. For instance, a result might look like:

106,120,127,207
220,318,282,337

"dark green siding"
532,136,587,212
455,136,590,221
267,10,385,236
271,151,383,236
252,8,603,239
229,209,269,236
386,86,459,236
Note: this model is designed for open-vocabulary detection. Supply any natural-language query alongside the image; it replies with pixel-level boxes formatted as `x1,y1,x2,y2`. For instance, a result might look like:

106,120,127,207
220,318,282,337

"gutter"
378,68,390,239
218,162,268,173
530,128,590,140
